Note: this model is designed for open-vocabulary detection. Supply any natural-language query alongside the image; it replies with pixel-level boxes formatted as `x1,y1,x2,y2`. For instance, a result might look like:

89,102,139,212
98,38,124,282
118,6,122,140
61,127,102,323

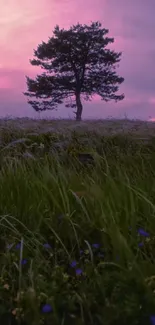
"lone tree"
24,21,124,121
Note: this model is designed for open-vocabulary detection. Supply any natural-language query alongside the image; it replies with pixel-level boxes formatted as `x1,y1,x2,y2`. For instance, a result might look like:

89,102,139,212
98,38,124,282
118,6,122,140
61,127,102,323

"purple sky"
0,0,155,120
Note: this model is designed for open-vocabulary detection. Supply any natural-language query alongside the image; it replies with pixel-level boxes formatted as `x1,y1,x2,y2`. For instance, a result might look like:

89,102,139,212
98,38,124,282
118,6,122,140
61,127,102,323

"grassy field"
1,118,155,325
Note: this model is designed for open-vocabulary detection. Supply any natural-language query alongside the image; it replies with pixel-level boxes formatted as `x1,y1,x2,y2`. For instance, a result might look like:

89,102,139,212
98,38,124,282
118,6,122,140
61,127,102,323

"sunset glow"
0,0,155,119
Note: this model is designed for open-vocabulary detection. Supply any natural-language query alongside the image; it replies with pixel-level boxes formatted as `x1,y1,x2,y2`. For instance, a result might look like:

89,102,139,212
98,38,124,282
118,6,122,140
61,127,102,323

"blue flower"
16,243,21,249
138,228,150,237
92,243,100,249
138,242,144,247
70,260,77,268
21,259,27,265
76,268,83,276
150,315,155,325
41,304,52,313
43,243,52,249
80,250,83,255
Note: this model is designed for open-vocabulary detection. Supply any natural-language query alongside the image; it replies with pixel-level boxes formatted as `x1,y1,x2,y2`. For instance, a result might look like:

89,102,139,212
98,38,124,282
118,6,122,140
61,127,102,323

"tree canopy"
24,21,124,120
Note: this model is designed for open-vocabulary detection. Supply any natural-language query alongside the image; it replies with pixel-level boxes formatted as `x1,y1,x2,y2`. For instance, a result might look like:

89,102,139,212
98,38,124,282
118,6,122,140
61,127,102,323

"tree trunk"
75,93,83,121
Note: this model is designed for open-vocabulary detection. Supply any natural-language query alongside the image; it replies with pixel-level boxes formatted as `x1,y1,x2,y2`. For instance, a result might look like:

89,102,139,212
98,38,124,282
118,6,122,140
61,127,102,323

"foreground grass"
0,120,155,324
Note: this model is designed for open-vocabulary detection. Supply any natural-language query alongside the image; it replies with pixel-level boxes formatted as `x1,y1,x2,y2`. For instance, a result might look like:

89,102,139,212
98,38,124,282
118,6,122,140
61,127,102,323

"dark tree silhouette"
24,21,124,121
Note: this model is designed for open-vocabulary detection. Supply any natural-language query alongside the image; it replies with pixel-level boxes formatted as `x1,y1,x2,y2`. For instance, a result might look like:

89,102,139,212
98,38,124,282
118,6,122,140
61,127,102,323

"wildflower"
75,268,83,276
41,304,52,313
150,315,155,325
138,228,150,237
80,250,83,255
92,243,100,249
138,242,144,247
16,243,21,249
70,261,77,268
3,283,9,290
21,259,27,265
43,243,52,249
98,253,104,258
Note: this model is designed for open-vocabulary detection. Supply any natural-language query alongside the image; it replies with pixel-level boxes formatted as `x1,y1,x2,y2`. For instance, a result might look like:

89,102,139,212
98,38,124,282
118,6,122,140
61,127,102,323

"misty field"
1,118,155,325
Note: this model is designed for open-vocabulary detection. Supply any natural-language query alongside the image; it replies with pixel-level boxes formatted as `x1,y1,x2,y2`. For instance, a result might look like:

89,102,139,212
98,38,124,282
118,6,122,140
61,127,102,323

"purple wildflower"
138,228,150,237
41,304,52,313
92,243,100,249
16,243,21,250
43,243,52,249
138,242,144,247
70,260,77,268
76,268,83,276
150,315,155,325
21,259,27,265
80,250,83,255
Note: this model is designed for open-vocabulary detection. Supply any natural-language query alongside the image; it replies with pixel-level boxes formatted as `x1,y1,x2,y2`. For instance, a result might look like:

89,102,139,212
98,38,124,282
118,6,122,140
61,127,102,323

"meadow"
1,117,155,325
